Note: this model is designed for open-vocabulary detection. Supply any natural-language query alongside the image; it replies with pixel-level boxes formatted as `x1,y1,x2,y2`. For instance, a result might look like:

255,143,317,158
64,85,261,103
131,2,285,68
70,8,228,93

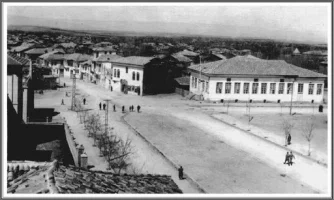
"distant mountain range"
7,14,327,45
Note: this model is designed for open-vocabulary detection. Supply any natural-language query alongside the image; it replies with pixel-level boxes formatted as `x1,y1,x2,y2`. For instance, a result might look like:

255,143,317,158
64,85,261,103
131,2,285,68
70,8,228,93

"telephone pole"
103,99,112,134
71,72,77,110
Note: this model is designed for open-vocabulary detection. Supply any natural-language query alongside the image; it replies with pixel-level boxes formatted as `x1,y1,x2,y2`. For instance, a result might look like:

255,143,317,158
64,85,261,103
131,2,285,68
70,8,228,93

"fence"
175,88,190,97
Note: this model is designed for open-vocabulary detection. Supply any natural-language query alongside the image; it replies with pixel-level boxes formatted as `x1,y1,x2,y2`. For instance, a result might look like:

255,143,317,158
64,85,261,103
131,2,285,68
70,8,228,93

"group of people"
99,102,141,113
284,151,295,166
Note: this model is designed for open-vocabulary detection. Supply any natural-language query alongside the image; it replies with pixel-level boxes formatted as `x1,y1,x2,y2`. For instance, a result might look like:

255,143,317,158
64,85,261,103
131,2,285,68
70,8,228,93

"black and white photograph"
2,2,332,198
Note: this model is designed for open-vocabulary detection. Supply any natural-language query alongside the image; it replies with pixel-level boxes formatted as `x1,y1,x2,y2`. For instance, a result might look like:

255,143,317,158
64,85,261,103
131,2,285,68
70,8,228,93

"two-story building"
188,56,326,103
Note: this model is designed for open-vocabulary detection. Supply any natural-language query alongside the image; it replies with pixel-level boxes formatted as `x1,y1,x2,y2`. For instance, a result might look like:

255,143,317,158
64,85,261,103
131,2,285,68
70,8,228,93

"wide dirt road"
59,78,327,194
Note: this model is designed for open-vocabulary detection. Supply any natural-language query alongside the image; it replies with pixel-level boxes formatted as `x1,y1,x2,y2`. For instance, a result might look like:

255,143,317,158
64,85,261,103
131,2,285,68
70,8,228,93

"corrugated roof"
188,56,326,78
174,76,190,86
93,46,116,52
65,53,93,62
7,161,183,194
7,53,30,66
112,56,154,66
171,53,192,63
94,54,122,62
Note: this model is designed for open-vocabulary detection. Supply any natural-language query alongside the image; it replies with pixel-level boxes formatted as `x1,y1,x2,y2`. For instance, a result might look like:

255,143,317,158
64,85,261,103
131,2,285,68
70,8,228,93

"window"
114,69,117,77
96,52,99,58
317,84,322,95
252,83,259,94
280,79,285,82
308,84,314,95
132,72,136,80
216,82,222,93
298,83,304,94
137,72,140,81
270,83,276,94
243,83,250,94
234,83,241,94
117,69,120,78
201,81,205,92
126,67,128,73
261,83,267,94
278,83,284,94
205,81,209,93
287,83,293,94
194,78,197,88
225,82,231,94
67,60,73,67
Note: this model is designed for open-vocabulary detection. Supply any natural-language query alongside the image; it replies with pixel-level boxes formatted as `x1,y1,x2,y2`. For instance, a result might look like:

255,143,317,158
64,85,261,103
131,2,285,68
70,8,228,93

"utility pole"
103,99,111,134
71,72,77,110
289,80,295,115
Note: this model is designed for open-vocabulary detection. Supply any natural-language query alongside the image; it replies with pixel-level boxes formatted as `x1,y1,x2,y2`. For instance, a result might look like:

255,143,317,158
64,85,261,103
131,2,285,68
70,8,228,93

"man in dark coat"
61,99,64,105
113,104,116,112
122,106,125,113
137,105,141,113
83,98,86,105
178,166,184,180
103,103,106,110
64,83,66,87
289,151,295,166
287,134,291,145
99,102,102,110
284,152,290,165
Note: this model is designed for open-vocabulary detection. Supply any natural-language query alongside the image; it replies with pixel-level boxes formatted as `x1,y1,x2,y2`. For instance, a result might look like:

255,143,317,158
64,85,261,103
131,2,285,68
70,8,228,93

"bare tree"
85,114,102,142
282,119,294,146
302,116,316,156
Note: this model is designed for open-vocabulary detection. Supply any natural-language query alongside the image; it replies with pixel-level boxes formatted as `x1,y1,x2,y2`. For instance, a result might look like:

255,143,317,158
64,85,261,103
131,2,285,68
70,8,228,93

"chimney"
77,145,85,167
80,152,88,169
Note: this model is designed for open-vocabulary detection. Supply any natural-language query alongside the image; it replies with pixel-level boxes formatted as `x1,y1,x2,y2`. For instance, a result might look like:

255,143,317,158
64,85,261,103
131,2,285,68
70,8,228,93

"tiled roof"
171,53,192,63
7,53,30,66
93,46,116,52
188,56,326,78
43,54,67,61
25,48,50,55
212,53,227,60
10,45,33,53
174,76,190,86
178,49,199,57
65,53,93,62
60,42,77,48
39,50,65,60
94,54,122,62
112,56,154,66
7,161,182,194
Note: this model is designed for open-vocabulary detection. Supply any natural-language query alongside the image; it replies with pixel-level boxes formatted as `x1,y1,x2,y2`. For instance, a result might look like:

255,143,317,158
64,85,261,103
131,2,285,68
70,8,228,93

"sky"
6,4,330,44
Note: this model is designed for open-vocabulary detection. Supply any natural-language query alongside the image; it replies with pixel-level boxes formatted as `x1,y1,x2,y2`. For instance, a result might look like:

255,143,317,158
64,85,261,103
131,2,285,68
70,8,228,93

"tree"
282,119,294,146
302,116,316,156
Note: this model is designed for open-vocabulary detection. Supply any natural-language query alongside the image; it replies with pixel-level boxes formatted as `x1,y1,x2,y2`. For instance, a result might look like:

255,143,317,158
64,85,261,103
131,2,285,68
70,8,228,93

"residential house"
92,46,117,59
64,53,92,77
188,56,326,103
176,49,200,65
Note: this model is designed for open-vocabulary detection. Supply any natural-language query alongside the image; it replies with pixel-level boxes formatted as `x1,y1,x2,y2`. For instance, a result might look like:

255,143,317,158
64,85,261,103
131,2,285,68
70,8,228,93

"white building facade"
189,57,326,103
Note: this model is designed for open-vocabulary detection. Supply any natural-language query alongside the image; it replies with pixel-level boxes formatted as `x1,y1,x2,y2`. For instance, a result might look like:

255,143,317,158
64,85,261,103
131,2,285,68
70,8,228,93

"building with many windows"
188,56,326,103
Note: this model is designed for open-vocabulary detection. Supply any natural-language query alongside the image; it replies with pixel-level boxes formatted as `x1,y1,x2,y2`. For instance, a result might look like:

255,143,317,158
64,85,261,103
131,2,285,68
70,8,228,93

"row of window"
214,82,322,95
113,68,140,81
191,77,209,93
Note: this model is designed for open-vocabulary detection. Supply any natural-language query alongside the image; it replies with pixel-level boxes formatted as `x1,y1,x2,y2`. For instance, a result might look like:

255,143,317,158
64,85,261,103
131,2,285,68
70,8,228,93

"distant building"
292,48,301,56
188,56,326,103
92,46,117,59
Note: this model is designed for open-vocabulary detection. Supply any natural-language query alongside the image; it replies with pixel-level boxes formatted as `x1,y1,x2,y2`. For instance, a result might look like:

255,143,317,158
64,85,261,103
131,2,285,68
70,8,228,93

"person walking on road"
103,103,106,110
113,104,116,112
99,102,102,110
83,98,86,105
122,106,125,113
61,99,65,105
137,105,141,113
287,134,291,145
129,106,131,112
283,152,290,165
64,83,66,88
178,166,184,180
289,151,295,166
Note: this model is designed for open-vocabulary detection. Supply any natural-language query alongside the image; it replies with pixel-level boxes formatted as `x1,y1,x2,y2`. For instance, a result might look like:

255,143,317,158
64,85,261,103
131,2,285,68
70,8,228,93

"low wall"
63,119,79,166
175,88,190,97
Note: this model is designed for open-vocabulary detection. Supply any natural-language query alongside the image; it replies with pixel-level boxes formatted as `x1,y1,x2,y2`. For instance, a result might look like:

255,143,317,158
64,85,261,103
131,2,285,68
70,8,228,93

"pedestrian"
132,105,134,112
129,106,131,112
113,104,116,112
137,105,141,113
83,98,86,105
103,103,106,110
61,99,64,105
289,151,295,166
64,83,66,88
287,134,291,145
283,152,290,165
178,166,184,180
99,102,102,110
122,106,125,113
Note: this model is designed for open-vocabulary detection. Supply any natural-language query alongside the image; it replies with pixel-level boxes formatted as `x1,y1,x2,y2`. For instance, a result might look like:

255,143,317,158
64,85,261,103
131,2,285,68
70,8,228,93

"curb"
209,114,327,168
121,113,207,194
